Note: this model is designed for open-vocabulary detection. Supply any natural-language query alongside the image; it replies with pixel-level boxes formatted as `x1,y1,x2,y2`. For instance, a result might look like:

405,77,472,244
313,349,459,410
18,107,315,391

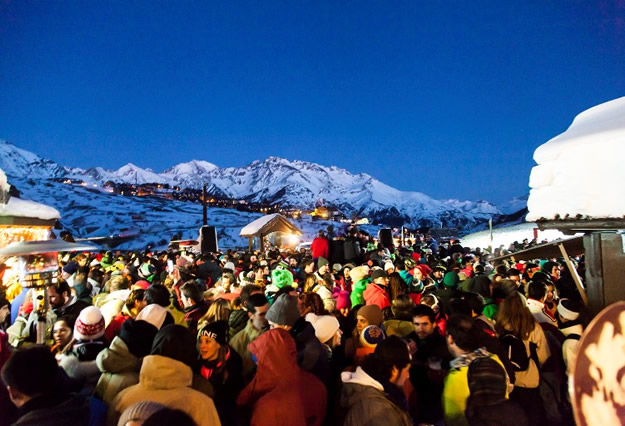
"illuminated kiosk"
240,213,303,252
0,240,97,344
523,96,625,315
0,169,60,248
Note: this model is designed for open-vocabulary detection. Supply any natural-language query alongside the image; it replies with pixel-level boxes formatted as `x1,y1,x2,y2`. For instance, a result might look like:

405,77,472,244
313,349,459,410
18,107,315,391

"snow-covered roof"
240,213,302,237
0,197,61,221
527,96,625,221
461,222,579,250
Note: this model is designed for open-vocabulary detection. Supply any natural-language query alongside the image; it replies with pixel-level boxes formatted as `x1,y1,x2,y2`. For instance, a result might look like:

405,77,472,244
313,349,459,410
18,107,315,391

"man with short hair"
526,281,557,326
180,281,209,336
230,293,269,380
341,336,412,426
363,270,391,309
48,281,90,322
228,284,262,337
1,345,90,425
442,315,508,426
408,305,451,425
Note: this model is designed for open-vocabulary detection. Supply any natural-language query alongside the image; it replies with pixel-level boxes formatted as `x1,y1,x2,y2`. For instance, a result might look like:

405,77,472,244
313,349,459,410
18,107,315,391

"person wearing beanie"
341,336,412,426
110,324,220,426
557,298,584,377
135,303,174,330
465,357,528,426
196,320,243,425
271,268,296,289
236,328,327,426
333,289,352,315
344,305,384,365
363,270,391,310
436,272,462,316
305,312,341,349
349,265,371,306
118,401,166,426
95,319,158,406
58,306,107,396
267,294,329,383
443,315,509,426
355,325,386,365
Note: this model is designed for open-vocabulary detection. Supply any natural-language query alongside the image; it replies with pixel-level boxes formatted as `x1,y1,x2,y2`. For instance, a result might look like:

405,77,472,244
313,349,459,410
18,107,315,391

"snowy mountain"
0,139,526,230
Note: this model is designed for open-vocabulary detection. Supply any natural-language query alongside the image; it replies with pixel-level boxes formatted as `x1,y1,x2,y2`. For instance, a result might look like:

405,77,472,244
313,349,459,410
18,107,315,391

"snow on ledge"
527,96,625,221
0,197,61,221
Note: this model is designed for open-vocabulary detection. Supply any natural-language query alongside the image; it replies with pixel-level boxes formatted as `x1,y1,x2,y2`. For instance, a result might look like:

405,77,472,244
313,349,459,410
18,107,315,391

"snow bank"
0,196,61,220
0,168,61,220
527,96,625,221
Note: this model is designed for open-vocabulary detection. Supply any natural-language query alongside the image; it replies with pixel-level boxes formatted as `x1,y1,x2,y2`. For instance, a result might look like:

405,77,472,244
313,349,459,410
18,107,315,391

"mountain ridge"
0,139,526,229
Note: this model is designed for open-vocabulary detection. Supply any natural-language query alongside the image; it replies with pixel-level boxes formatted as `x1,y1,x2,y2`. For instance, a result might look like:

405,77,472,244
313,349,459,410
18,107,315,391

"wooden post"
557,242,588,306
248,237,253,252
259,233,264,252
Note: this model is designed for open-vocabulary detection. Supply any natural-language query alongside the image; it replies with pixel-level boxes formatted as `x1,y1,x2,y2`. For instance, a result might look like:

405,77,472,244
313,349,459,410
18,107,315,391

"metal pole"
202,184,207,226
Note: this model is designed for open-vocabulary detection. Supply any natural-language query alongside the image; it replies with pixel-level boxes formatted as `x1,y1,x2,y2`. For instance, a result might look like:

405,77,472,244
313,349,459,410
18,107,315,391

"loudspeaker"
199,225,218,253
378,228,393,249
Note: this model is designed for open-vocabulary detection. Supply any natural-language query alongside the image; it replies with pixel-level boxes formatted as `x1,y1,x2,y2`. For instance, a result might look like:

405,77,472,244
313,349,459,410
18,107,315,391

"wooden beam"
558,242,588,306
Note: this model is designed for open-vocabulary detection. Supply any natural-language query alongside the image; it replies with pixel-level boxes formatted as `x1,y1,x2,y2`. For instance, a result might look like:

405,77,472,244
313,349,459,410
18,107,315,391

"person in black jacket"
1,345,90,426
197,320,243,426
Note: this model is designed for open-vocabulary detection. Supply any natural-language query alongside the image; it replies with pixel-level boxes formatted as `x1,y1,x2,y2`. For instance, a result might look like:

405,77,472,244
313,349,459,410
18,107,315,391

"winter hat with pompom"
74,306,105,341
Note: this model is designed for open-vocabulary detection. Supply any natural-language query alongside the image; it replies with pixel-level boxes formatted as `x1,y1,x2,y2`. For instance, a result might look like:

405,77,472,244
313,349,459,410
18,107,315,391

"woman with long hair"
496,294,550,425
388,272,407,303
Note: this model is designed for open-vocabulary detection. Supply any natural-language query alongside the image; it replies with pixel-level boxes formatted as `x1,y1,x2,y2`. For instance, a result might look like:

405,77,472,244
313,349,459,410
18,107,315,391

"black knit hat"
197,320,228,346
151,324,197,368
120,319,158,358
467,356,507,400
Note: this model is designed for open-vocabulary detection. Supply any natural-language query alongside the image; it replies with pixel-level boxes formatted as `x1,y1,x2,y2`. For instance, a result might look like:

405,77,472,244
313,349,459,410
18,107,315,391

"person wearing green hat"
436,272,462,316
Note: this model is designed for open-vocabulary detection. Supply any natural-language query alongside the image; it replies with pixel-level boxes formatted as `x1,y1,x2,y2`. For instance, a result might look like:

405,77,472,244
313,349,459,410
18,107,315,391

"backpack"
499,333,531,372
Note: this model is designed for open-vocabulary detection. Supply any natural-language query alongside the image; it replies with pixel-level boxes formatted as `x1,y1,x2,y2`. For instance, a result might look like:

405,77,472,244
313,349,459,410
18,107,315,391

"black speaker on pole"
378,228,393,249
200,225,219,253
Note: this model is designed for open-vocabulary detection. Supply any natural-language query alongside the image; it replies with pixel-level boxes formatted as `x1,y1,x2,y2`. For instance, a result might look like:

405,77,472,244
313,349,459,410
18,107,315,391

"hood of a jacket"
139,354,193,390
249,328,298,382
150,324,197,370
96,336,139,374
363,283,387,300
341,367,385,408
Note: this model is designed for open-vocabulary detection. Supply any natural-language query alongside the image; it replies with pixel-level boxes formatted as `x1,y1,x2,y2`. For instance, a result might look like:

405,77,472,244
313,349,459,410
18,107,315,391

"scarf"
200,345,231,382
450,347,491,370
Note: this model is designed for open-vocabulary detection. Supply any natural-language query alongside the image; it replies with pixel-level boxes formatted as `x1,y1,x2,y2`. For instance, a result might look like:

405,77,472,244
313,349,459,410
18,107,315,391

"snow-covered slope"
0,139,525,229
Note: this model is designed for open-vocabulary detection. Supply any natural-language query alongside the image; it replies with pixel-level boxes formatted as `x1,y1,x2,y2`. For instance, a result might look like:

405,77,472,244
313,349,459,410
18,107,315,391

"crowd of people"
0,227,590,425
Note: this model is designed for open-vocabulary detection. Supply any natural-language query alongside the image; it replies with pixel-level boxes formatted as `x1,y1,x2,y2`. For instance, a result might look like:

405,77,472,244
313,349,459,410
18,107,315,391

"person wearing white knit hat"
556,298,585,377
135,304,174,330
305,312,342,349
58,306,107,395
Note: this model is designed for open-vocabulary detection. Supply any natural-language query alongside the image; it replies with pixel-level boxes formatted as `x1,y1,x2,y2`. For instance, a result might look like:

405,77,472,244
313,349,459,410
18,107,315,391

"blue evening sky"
1,1,623,203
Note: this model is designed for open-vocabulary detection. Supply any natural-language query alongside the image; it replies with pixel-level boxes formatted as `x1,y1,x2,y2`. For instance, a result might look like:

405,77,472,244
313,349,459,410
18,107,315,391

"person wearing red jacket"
236,328,327,426
310,230,330,261
363,270,391,310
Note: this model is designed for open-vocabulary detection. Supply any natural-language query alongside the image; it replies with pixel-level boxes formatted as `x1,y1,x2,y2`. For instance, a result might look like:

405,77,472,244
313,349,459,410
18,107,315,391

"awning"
494,235,585,262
